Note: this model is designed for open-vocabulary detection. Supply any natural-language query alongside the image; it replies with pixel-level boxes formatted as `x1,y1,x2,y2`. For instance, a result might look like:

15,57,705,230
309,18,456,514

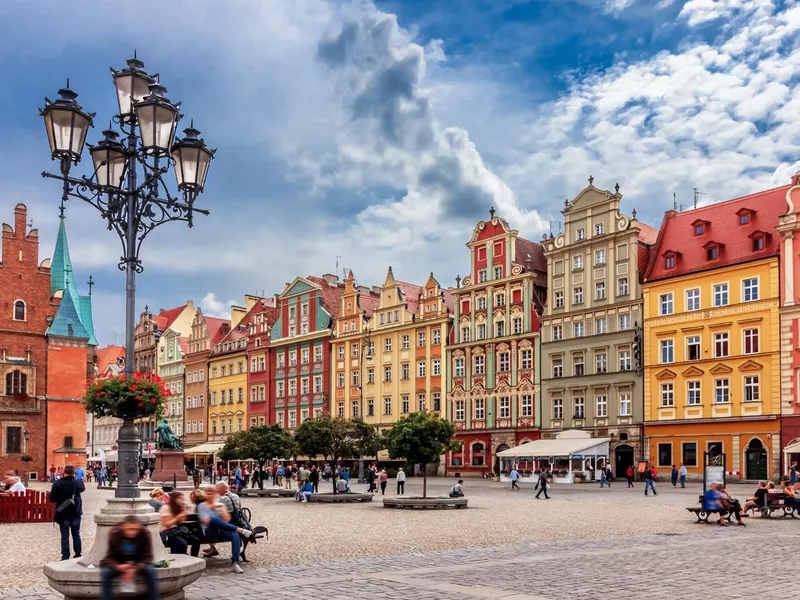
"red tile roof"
157,304,188,330
306,276,345,317
646,184,789,282
442,290,455,313
358,292,380,316
637,221,659,245
96,345,125,373
206,317,230,345
396,281,423,315
178,337,188,355
515,237,547,274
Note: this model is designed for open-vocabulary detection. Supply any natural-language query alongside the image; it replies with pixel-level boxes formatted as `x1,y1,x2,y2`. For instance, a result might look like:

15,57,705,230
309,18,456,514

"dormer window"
749,230,769,252
691,219,709,236
662,250,680,270
703,241,723,261
737,208,755,226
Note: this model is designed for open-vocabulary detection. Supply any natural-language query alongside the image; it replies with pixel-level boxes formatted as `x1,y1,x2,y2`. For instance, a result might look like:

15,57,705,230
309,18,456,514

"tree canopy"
384,412,457,498
217,425,295,463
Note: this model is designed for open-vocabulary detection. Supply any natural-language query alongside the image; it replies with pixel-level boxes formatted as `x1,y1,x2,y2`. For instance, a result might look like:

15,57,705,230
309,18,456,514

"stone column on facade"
771,434,781,480
731,434,740,477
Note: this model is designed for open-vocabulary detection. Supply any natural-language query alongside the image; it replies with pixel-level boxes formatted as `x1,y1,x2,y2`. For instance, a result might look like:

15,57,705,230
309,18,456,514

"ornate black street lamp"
40,55,214,500
357,328,373,483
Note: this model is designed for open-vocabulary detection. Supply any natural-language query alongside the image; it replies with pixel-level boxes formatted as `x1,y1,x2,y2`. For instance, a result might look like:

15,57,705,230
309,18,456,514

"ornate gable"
737,360,763,372
709,363,733,375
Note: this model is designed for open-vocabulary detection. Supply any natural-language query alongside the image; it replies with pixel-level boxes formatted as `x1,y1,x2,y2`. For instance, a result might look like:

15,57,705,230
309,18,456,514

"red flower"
135,395,142,401
130,384,138,391
165,389,172,396
155,376,162,383
150,398,156,404
135,371,143,377
137,402,144,407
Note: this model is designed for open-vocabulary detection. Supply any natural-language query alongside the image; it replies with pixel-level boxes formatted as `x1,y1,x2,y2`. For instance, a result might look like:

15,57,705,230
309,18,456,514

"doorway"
614,444,634,478
745,438,768,481
494,443,511,475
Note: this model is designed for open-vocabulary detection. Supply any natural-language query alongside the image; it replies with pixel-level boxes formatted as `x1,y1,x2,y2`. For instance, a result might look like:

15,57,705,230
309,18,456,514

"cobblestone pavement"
4,478,798,598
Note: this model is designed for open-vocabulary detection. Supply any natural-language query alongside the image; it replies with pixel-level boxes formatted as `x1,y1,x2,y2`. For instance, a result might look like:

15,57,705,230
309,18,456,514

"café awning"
497,436,610,459
184,441,225,455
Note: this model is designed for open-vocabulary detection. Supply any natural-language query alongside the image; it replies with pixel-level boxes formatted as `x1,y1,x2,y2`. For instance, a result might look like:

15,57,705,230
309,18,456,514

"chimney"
371,286,382,295
321,273,338,286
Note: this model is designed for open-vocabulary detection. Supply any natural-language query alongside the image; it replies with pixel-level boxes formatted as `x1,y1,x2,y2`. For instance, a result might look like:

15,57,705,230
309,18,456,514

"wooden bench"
181,508,268,562
0,490,55,523
751,493,798,519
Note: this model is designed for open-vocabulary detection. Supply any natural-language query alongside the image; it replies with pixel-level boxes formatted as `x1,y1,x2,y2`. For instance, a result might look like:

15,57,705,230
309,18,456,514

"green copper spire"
47,285,90,340
50,212,76,298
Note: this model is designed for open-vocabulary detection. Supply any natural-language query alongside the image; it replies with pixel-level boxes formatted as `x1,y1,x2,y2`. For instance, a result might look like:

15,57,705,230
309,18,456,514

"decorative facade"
244,297,279,429
270,275,343,430
540,180,657,476
158,328,187,440
445,209,547,476
184,309,228,449
643,185,786,481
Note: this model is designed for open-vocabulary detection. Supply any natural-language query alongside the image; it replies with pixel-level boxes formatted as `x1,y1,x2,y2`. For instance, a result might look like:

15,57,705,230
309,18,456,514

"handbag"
56,480,78,515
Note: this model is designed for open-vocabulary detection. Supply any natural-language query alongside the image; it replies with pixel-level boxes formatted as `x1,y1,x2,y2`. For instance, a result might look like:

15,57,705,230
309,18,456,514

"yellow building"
332,268,451,432
207,302,250,442
643,187,786,481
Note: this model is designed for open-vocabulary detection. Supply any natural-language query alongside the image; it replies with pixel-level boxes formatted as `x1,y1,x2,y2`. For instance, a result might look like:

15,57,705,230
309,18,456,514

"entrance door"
614,444,634,478
745,438,768,480
494,444,511,476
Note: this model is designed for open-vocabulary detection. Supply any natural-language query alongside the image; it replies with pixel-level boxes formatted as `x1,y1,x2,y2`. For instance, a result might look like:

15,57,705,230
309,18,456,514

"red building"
778,176,800,470
445,209,547,476
269,275,344,429
1,203,96,480
245,297,279,429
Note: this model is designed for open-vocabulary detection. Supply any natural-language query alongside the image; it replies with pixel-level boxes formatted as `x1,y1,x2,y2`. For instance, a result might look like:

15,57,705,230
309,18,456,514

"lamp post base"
43,497,204,599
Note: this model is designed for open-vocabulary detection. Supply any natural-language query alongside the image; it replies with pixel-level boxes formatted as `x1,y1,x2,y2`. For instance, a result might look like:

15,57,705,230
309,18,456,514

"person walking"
535,467,550,499
396,467,406,495
366,466,377,493
50,464,57,483
789,461,798,485
670,465,679,488
310,466,320,493
599,468,610,488
644,464,657,496
625,465,635,488
49,464,85,560
679,463,687,488
379,469,388,495
509,467,521,491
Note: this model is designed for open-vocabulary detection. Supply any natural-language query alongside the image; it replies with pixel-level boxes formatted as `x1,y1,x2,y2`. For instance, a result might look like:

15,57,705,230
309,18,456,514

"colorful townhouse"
158,328,187,439
245,297,279,429
183,309,228,451
445,208,548,476
642,186,786,481
332,269,451,437
1,202,96,479
270,275,343,429
777,175,800,470
540,179,657,475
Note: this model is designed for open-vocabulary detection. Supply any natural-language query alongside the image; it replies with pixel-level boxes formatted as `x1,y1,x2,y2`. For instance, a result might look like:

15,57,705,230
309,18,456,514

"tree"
384,412,457,498
294,414,381,493
217,425,295,466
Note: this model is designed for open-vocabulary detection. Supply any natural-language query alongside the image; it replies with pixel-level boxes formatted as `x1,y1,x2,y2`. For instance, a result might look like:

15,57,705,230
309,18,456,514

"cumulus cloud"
604,0,636,14
199,293,237,319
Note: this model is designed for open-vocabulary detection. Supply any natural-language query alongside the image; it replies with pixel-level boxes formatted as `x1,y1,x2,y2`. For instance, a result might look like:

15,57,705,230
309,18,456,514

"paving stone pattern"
4,478,797,599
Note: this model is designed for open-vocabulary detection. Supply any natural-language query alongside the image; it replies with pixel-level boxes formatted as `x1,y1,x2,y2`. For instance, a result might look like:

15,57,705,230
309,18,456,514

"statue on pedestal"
155,419,182,451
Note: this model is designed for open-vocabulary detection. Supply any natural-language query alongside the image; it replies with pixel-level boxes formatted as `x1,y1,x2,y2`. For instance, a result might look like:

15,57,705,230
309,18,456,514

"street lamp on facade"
40,56,214,500
357,327,373,483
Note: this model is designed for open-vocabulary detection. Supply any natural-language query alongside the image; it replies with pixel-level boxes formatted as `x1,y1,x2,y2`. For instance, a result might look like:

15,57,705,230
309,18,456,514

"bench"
239,487,295,498
181,508,268,562
688,494,746,524
750,493,798,519
307,492,373,503
383,497,468,510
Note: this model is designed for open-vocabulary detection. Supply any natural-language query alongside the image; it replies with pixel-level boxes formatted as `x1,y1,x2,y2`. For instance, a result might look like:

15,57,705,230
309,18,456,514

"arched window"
5,370,27,396
471,442,486,466
13,300,26,321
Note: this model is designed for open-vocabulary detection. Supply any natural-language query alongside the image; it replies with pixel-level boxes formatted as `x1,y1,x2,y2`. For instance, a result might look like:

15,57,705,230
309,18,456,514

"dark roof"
515,237,547,274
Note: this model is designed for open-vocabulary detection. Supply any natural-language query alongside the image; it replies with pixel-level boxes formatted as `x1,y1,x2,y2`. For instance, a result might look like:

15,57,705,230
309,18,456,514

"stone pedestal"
43,497,204,599
151,450,189,484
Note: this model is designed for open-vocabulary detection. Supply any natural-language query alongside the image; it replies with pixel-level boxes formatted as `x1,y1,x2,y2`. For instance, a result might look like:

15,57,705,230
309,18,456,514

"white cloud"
679,0,773,27
604,0,635,14
199,293,237,319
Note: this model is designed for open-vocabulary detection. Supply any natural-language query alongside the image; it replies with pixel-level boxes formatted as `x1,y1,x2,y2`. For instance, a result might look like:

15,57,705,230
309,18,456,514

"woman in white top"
159,491,200,556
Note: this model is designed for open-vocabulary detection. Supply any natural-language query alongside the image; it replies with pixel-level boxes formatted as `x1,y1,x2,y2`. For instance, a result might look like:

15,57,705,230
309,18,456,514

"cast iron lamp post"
40,55,214,500
356,328,373,483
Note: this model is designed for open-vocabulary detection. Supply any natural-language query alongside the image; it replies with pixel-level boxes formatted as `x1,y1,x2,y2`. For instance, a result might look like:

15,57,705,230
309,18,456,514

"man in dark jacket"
49,464,85,560
101,515,158,600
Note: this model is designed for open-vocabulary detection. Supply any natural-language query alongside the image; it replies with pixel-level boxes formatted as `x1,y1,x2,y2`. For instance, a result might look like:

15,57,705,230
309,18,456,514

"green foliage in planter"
83,372,168,420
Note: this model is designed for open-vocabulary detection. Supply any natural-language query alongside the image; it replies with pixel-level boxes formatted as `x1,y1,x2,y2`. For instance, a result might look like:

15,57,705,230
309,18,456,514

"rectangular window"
714,332,729,358
418,394,426,412
474,355,485,375
619,349,631,371
574,287,584,304
573,255,583,270
384,338,392,352
714,283,729,307
552,357,563,378
595,282,606,300
4,426,22,454
595,352,607,374
573,396,585,419
494,293,506,307
577,228,586,241
619,393,631,416
521,394,533,417
495,320,505,337
619,314,630,331
595,395,608,418
555,291,564,308
573,354,585,376
400,335,410,349
418,331,426,347
417,361,426,378
499,352,510,372
596,318,606,334
478,269,488,283
744,375,760,402
574,322,584,337
744,328,759,354
552,325,563,341
618,278,629,296
367,368,375,384
367,399,374,417
660,383,674,407
314,346,323,363
384,397,392,415
498,397,510,418
433,392,441,411
687,335,701,361
313,375,322,394
289,350,297,366
402,395,409,414
521,349,532,370
715,379,729,404
401,363,410,380
288,413,296,428
477,297,487,310
477,324,486,339
455,400,465,421
288,380,296,396
686,288,700,312
474,398,485,420
687,380,701,405
350,372,358,387
351,401,359,418
513,318,523,334
461,326,471,342
454,358,465,377
552,398,563,420
658,443,672,467
384,366,392,382
660,339,674,364
682,442,697,467
433,359,441,376
743,277,759,302
351,344,359,358
494,266,503,279
337,373,344,388
595,249,606,264
660,293,674,316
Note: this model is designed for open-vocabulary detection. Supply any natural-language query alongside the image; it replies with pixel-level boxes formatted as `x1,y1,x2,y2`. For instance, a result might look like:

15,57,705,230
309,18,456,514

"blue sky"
1,0,798,346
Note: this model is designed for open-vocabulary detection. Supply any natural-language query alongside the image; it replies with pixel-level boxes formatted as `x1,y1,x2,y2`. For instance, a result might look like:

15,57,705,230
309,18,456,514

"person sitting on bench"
742,481,768,514
336,477,350,493
449,480,465,498
703,482,729,526
296,481,314,503
197,486,252,573
718,485,746,526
